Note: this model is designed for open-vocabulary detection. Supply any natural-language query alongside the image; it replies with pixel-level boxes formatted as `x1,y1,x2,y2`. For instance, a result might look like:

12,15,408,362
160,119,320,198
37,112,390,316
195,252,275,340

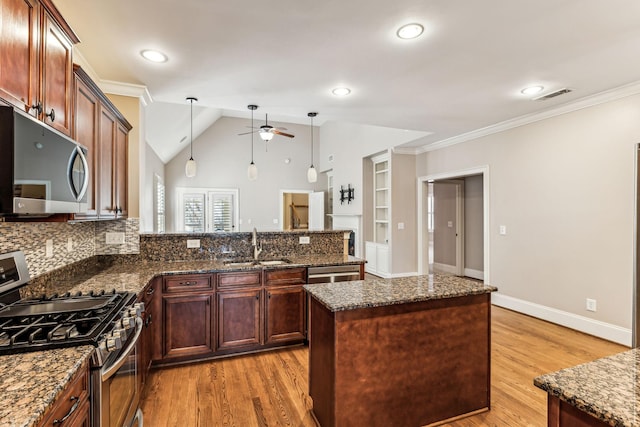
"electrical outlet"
67,237,73,252
447,221,453,228
299,236,310,244
187,239,200,249
45,239,53,258
397,222,405,230
586,298,597,312
105,232,125,244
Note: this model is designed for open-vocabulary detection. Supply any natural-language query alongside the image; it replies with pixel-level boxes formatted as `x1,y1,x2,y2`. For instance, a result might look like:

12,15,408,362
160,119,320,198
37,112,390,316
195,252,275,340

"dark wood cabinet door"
0,0,39,112
72,74,99,217
98,106,116,217
114,122,128,217
217,289,261,350
163,294,214,359
40,8,72,136
265,286,306,344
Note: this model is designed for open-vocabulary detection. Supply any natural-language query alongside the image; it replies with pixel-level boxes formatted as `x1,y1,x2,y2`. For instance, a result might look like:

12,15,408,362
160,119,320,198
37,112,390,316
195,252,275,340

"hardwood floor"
140,306,628,427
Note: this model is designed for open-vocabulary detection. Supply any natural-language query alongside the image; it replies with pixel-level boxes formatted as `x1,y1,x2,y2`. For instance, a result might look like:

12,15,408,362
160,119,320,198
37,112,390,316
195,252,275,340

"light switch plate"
106,232,125,244
397,222,405,230
447,221,453,228
45,239,53,258
187,239,201,249
499,225,507,235
299,236,310,244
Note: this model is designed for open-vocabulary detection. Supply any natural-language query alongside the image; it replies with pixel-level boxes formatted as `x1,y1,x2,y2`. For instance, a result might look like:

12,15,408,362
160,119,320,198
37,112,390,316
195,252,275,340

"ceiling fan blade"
273,129,295,138
237,130,258,136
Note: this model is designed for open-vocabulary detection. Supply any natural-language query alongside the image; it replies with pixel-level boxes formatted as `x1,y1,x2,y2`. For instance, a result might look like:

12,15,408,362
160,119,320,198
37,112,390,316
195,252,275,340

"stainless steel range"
0,250,144,427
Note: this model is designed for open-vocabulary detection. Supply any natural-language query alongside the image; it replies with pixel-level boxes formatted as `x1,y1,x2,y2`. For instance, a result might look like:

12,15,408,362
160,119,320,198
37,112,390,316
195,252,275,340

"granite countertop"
534,348,640,427
0,346,95,427
303,273,497,312
0,254,364,427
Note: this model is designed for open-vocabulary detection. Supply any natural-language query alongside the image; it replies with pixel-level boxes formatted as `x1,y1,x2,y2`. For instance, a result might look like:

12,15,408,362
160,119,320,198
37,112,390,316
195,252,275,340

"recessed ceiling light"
521,85,544,95
396,23,424,39
332,87,351,97
140,49,168,63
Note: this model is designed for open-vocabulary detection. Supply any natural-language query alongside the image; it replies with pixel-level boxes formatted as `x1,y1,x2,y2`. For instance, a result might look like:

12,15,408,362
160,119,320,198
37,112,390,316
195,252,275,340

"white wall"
165,116,320,232
141,143,165,232
417,93,640,340
319,121,426,216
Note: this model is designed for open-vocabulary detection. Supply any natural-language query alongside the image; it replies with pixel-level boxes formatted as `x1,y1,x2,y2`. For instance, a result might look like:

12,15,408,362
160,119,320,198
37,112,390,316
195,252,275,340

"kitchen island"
534,348,640,427
304,274,497,427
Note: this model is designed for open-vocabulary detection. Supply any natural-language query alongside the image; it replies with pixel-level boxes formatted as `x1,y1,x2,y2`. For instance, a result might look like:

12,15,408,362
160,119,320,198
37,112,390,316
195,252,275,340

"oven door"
93,317,144,427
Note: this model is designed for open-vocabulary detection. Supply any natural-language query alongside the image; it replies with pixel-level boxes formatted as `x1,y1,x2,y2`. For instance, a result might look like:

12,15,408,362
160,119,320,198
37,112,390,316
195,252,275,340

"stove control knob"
128,302,144,317
120,316,134,329
105,335,122,352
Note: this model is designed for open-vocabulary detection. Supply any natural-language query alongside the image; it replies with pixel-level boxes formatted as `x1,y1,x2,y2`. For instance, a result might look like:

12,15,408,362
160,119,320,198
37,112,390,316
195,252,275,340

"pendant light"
185,97,198,178
307,112,318,183
247,105,258,181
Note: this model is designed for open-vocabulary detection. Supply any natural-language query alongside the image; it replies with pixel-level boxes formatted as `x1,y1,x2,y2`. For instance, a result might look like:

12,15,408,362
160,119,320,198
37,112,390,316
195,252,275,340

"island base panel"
309,294,491,427
547,396,611,427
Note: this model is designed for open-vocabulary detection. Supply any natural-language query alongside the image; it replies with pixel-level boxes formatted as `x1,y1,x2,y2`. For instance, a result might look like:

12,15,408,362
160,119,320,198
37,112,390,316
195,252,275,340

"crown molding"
414,79,640,154
100,80,153,107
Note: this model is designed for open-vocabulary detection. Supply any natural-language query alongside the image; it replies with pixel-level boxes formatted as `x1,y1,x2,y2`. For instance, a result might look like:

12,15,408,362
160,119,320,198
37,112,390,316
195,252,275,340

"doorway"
417,166,490,282
279,190,325,231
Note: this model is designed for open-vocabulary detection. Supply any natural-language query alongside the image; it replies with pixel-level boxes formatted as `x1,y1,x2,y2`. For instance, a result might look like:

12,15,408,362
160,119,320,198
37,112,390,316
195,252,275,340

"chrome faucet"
252,227,262,260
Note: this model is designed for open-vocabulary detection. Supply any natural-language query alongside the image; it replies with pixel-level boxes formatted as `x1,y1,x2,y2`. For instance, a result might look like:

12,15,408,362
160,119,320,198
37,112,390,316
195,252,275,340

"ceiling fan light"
307,165,317,183
259,129,274,141
185,158,197,178
248,161,258,181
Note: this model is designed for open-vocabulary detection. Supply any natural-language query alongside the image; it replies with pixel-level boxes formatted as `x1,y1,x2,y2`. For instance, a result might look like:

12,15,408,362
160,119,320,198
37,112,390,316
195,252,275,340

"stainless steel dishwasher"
307,264,362,284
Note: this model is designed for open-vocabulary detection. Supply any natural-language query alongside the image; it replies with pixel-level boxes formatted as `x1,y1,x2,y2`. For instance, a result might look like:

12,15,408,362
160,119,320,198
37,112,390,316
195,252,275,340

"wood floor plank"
141,307,628,427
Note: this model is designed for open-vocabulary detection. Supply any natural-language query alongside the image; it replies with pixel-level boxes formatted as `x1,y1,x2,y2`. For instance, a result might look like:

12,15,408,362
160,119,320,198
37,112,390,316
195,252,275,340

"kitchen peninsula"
304,274,497,427
535,349,640,426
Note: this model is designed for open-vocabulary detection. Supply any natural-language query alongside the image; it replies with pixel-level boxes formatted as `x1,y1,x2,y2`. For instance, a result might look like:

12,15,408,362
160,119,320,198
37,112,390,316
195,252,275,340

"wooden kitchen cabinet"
138,277,159,393
265,286,306,344
0,0,78,136
264,267,306,344
161,274,215,361
37,359,90,427
73,65,132,220
162,293,214,359
217,288,261,350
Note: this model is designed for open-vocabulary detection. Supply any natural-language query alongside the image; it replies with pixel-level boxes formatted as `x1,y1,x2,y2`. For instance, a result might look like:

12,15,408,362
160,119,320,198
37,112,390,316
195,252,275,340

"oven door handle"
101,317,143,382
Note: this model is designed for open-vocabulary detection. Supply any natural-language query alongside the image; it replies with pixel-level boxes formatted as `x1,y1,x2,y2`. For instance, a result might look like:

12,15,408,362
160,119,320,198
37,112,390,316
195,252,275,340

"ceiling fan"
238,105,295,141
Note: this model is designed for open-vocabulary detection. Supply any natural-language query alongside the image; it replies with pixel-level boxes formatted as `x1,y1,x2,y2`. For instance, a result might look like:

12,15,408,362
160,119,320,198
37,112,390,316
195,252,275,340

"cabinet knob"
45,108,55,122
30,102,42,115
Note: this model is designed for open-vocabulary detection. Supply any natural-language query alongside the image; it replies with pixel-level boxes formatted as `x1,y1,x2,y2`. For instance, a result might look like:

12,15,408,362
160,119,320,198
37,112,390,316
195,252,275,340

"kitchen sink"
222,260,257,267
258,259,290,266
222,258,291,267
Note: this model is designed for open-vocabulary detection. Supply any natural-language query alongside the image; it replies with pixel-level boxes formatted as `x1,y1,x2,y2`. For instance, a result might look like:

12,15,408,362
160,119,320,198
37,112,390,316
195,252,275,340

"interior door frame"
417,166,490,283
279,189,311,231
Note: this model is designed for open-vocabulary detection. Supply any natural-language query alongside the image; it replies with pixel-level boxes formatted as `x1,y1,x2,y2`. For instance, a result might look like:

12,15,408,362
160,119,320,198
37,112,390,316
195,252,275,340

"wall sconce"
340,184,355,204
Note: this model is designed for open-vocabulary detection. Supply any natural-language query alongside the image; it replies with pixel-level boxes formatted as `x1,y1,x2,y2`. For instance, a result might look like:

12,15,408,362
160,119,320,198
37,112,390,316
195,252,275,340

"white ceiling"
55,0,640,163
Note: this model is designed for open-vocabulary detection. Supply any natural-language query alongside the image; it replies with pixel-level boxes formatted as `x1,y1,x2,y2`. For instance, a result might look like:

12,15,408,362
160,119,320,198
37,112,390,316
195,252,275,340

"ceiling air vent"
533,88,572,101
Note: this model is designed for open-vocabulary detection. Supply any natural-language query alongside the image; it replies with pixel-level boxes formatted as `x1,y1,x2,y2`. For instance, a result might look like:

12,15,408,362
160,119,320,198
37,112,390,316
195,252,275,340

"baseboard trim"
433,263,457,274
491,293,632,346
464,268,484,280
390,272,419,278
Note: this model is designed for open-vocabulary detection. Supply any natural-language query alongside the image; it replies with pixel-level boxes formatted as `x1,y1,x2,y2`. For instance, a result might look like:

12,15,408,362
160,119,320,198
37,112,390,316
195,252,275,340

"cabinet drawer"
264,267,307,287
163,274,213,293
38,361,89,427
217,271,261,289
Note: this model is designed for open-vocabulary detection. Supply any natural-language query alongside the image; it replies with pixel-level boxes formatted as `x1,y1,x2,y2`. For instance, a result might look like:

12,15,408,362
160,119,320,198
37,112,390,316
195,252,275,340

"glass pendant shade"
247,161,258,181
185,157,197,178
307,165,317,183
259,129,274,141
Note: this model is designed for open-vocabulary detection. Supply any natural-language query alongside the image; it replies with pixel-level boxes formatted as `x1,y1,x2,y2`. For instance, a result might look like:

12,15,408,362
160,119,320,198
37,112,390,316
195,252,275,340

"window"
176,187,238,232
155,174,165,233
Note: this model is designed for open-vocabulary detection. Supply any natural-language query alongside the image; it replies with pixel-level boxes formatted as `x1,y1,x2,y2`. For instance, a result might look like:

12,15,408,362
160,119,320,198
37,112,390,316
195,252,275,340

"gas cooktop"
0,290,136,355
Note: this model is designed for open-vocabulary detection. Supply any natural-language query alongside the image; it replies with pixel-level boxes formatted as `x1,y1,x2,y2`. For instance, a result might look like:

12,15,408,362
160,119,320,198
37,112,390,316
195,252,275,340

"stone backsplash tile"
140,231,346,262
0,218,140,280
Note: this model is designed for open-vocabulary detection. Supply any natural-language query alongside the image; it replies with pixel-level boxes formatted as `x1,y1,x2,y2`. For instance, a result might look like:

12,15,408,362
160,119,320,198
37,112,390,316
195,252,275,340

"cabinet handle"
268,293,271,299
146,287,155,296
180,281,197,286
53,396,79,425
30,102,42,115
145,313,152,326
45,108,55,122
256,294,260,300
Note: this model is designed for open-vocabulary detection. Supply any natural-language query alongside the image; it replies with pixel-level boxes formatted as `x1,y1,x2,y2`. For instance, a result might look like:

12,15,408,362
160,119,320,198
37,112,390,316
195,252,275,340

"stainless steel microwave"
0,105,89,216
